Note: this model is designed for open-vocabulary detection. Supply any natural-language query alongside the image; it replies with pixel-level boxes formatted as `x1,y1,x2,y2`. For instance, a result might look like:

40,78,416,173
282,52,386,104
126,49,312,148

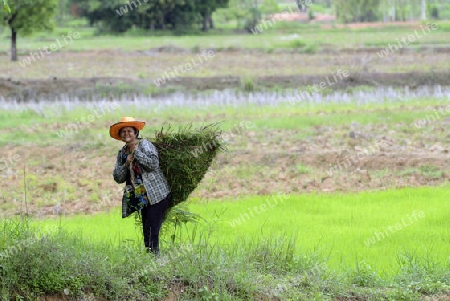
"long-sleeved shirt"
113,139,170,217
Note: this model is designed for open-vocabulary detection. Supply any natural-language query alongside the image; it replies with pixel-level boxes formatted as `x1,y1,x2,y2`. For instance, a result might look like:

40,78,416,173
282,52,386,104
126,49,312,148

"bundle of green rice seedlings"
149,123,225,213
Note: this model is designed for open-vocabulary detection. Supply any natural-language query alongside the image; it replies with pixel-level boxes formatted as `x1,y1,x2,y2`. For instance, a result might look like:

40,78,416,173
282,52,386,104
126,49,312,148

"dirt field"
2,118,450,218
1,50,450,99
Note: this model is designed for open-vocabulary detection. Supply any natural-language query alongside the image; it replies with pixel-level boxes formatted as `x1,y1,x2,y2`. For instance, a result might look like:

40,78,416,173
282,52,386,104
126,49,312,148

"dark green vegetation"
152,123,224,209
75,0,229,33
66,0,450,34
2,0,450,63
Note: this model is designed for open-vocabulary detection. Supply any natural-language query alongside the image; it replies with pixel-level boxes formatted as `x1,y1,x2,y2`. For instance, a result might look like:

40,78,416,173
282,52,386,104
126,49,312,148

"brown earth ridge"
1,72,450,100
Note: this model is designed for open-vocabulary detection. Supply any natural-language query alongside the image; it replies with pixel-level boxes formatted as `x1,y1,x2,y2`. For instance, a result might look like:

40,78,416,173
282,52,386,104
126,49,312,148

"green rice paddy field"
35,187,450,276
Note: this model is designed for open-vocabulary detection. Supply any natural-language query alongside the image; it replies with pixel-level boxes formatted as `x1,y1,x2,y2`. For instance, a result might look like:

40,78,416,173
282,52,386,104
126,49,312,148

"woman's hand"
125,154,134,167
127,140,140,152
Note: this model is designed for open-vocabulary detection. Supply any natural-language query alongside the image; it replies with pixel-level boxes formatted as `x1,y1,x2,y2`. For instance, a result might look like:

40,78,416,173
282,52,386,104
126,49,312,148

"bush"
0,220,153,300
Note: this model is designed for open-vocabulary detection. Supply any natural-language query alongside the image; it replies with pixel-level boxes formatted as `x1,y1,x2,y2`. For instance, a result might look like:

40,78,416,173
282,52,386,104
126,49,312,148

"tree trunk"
202,18,208,31
391,0,396,21
343,0,350,23
11,27,17,62
201,12,208,31
57,0,66,25
421,0,426,20
208,13,214,29
409,2,413,21
160,12,166,30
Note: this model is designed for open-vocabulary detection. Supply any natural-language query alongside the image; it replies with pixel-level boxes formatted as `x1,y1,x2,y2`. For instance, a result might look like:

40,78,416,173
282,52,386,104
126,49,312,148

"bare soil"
1,72,450,100
1,50,450,99
2,120,450,218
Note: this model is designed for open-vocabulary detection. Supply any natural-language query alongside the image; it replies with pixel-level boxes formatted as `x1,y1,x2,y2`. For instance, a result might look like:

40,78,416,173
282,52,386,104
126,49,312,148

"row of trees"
79,0,448,32
0,0,230,60
1,0,448,61
73,0,229,32
334,0,448,23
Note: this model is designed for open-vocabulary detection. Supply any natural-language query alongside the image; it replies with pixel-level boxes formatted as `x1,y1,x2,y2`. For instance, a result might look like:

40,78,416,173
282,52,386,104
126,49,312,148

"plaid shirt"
113,139,170,217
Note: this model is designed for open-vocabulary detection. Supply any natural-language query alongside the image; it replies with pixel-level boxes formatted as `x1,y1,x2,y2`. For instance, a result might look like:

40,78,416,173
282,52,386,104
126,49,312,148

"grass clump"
240,77,256,92
0,219,158,300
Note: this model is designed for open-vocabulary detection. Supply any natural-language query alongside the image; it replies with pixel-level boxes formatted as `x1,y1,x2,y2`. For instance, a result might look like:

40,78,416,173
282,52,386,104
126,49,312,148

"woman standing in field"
110,117,171,255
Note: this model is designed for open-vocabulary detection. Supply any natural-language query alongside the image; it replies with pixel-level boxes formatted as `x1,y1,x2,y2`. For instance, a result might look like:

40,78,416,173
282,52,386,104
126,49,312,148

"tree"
75,0,226,33
334,0,353,22
334,0,381,22
198,0,229,31
56,0,71,25
261,0,279,15
215,0,261,31
1,0,57,61
80,0,139,33
3,0,10,13
421,0,427,20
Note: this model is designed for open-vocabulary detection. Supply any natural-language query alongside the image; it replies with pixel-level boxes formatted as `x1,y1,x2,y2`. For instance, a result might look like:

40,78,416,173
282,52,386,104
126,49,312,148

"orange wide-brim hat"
109,117,146,141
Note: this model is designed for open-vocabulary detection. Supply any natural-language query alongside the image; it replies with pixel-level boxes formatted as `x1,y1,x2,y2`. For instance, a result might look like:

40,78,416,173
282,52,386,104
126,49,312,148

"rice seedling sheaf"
148,123,225,224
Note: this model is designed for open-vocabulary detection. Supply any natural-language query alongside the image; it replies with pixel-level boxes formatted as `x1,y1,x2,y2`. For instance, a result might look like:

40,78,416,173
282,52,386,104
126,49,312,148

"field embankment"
2,70,450,100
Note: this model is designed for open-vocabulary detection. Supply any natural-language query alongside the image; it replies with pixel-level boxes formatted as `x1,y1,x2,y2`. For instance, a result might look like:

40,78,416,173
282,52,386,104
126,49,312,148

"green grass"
0,97,448,145
182,187,450,275
1,186,448,299
31,186,450,275
1,23,450,52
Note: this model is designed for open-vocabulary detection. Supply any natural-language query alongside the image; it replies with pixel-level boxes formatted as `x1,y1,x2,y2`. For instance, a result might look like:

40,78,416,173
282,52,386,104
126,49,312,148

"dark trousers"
141,193,170,254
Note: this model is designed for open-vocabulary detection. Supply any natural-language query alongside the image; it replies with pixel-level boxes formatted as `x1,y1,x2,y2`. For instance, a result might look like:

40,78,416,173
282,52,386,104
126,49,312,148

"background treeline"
72,0,229,33
3,0,450,36
334,0,450,23
60,0,450,33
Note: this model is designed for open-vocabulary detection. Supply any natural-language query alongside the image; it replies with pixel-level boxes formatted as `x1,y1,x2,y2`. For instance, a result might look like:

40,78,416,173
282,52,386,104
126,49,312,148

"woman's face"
120,126,136,143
